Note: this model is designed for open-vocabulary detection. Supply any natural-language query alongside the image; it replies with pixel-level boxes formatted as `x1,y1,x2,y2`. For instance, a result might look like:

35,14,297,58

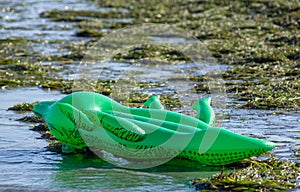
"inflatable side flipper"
83,109,145,142
57,103,95,131
144,95,164,110
192,97,215,126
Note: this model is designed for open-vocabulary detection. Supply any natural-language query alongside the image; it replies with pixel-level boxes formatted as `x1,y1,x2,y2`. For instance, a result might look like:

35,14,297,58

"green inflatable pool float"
33,92,275,166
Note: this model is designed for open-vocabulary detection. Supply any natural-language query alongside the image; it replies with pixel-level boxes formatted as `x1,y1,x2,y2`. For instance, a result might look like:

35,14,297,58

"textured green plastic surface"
33,92,276,166
192,97,215,126
144,95,164,110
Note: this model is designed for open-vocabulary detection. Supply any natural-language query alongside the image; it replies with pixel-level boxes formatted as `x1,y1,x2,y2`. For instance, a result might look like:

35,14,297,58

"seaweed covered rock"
190,155,300,191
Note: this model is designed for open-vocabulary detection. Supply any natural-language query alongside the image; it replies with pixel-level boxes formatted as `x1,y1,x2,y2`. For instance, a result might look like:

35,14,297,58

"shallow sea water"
0,87,298,191
0,0,299,191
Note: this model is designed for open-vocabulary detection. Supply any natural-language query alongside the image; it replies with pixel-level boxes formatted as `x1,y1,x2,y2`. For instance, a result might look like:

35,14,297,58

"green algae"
0,61,58,89
77,0,300,110
193,74,300,110
190,155,300,191
7,102,38,111
2,0,300,110
0,38,75,89
76,29,104,38
120,92,181,109
113,44,191,63
220,63,300,110
17,115,42,123
40,9,130,22
77,19,133,31
40,79,73,94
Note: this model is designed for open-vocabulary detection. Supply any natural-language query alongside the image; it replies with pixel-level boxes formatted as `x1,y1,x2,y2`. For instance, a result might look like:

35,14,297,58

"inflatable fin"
144,95,164,110
33,101,56,118
192,97,215,126
83,109,145,142
57,103,95,131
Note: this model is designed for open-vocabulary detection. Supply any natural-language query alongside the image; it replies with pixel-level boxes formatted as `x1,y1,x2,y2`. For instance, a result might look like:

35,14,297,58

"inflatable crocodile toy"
33,92,275,166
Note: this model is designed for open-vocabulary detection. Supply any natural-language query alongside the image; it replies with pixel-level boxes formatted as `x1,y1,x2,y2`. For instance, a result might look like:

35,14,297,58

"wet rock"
17,116,42,123
30,124,48,132
8,102,38,111
190,155,300,191
76,29,103,38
